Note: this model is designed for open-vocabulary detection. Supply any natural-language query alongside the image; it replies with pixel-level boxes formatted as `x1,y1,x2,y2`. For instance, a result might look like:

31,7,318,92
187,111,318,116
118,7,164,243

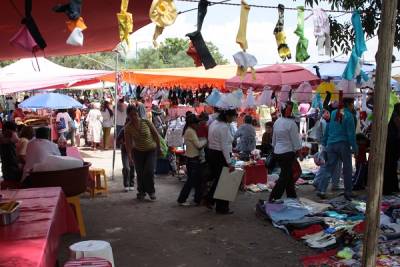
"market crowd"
1,93,400,215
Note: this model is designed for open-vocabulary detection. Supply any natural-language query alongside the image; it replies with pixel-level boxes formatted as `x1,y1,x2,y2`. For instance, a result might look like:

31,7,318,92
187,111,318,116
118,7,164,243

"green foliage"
0,60,15,68
49,52,116,70
304,0,400,55
47,38,228,70
127,37,229,69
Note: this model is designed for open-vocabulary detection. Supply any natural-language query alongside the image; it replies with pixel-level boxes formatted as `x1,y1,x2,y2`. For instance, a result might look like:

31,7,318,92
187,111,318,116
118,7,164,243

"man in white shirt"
23,127,61,180
56,110,72,138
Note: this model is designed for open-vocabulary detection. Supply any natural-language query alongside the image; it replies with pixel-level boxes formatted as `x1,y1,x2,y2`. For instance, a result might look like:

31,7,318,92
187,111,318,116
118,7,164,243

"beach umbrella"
19,93,83,109
225,64,320,91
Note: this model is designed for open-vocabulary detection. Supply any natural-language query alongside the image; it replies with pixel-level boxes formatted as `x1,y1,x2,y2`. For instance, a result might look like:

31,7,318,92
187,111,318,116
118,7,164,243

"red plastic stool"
64,257,112,267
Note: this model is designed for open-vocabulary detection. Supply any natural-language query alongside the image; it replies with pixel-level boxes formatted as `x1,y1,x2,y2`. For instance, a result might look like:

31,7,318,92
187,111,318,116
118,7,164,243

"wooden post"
362,0,398,266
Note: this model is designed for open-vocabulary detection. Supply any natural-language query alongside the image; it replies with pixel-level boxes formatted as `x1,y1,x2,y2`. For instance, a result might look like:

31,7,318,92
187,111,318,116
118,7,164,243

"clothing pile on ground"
256,195,400,266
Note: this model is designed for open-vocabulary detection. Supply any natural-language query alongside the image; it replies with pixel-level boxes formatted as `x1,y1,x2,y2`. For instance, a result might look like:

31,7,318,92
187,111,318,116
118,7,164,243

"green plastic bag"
159,136,168,158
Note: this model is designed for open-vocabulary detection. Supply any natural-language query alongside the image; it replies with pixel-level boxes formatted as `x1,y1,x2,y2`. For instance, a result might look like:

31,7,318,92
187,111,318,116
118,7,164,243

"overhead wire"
176,0,354,14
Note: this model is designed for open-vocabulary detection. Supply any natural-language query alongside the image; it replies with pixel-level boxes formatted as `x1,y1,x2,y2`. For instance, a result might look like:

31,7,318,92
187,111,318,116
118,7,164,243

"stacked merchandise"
256,196,400,266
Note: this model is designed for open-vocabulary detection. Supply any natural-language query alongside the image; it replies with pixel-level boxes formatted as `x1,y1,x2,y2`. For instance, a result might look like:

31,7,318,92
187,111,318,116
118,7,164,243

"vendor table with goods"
0,187,79,267
234,159,268,190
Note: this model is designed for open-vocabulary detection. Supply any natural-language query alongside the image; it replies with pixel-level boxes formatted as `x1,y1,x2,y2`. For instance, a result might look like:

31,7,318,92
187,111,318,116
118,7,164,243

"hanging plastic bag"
206,88,221,106
66,27,84,46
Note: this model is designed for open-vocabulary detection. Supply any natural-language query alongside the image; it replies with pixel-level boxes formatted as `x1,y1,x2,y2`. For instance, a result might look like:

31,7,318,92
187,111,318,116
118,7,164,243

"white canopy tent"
0,57,112,95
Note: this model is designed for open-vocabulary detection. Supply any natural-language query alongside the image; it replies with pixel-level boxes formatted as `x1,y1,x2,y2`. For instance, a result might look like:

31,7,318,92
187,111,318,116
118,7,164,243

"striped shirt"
125,119,157,152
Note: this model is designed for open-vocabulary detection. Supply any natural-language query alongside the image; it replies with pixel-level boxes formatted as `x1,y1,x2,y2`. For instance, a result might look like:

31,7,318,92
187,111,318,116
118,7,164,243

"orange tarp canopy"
101,65,237,90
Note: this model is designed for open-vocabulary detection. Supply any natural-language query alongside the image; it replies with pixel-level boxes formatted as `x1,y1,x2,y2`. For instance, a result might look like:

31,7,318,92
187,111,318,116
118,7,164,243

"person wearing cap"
125,105,161,201
206,109,238,214
318,97,358,200
269,101,302,203
177,114,207,206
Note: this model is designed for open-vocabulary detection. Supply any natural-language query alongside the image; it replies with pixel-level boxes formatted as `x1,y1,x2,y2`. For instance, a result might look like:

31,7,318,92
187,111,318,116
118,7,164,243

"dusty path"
59,149,313,267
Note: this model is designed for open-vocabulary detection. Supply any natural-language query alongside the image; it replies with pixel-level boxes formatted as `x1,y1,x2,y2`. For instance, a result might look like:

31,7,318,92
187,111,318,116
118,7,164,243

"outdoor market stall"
0,187,79,267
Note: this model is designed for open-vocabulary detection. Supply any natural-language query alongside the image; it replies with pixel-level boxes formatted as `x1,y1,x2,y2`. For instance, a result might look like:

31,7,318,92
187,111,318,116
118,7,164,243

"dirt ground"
59,149,317,267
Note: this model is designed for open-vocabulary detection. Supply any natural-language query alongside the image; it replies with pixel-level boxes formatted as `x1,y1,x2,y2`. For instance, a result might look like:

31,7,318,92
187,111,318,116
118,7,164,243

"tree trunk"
362,0,398,266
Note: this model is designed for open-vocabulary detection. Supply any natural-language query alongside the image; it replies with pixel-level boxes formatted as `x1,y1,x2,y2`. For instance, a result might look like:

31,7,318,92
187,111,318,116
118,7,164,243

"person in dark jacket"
383,103,400,195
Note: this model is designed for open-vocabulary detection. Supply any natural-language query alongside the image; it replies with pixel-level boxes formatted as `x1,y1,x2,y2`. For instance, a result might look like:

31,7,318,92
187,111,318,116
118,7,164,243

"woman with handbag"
177,114,207,206
269,101,302,203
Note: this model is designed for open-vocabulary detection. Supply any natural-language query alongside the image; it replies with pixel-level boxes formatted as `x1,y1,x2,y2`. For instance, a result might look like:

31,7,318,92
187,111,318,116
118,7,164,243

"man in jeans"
318,98,357,200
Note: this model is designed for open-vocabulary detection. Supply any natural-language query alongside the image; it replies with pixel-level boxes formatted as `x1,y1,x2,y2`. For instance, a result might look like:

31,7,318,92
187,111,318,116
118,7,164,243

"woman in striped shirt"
125,105,161,201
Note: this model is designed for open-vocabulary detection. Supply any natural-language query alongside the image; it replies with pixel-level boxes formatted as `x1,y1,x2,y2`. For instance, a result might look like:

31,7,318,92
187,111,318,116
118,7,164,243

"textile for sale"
149,0,177,47
236,0,250,51
117,0,133,45
312,8,330,56
279,85,291,103
186,31,217,69
256,87,273,106
233,51,257,80
294,6,310,62
294,81,313,103
273,4,291,61
342,11,368,82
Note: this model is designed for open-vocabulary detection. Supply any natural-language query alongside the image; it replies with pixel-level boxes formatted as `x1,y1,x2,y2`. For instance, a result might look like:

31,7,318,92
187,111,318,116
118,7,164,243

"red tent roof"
0,0,152,60
225,64,320,91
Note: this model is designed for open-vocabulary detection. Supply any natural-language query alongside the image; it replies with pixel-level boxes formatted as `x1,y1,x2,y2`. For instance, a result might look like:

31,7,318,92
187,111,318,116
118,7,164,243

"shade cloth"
100,65,237,90
0,1,151,60
19,92,83,109
0,187,79,267
0,57,112,95
225,64,320,91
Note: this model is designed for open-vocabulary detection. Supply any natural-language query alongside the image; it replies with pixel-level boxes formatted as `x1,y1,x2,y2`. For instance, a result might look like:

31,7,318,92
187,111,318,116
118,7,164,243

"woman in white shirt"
87,103,103,151
101,101,114,150
269,101,302,202
206,109,237,215
177,114,207,206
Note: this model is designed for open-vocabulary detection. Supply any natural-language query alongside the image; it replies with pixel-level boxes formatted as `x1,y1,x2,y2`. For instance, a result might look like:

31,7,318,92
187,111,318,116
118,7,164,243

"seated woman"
234,115,256,160
0,122,21,182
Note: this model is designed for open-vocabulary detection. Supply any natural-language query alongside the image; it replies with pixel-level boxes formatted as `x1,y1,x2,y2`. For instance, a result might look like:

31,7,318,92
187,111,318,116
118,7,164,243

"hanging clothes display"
243,88,256,109
279,85,291,103
117,0,133,46
273,4,291,61
65,17,87,46
294,82,313,103
233,51,257,80
236,0,250,51
186,41,202,67
196,0,209,32
313,8,330,56
256,87,273,106
11,0,47,53
186,31,217,69
294,6,310,63
149,0,178,47
342,11,368,82
53,0,82,20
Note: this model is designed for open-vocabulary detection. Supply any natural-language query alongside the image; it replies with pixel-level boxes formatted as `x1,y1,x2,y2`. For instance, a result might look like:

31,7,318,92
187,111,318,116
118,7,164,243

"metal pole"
111,52,120,180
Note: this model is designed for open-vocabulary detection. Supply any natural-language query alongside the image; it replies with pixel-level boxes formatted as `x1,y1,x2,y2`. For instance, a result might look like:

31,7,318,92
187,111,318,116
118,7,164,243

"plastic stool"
64,257,112,267
69,240,115,267
88,168,108,198
67,196,86,237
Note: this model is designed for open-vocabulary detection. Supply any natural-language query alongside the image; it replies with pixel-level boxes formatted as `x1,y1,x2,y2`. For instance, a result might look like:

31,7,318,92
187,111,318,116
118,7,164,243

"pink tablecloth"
0,187,79,267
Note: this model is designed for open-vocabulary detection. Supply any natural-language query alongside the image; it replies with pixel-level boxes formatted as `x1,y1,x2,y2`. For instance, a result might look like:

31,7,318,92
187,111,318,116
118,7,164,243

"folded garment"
266,199,310,223
291,224,323,240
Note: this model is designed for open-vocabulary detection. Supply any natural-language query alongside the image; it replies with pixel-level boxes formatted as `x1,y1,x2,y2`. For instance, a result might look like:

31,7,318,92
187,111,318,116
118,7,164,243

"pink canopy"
225,64,320,91
0,57,112,95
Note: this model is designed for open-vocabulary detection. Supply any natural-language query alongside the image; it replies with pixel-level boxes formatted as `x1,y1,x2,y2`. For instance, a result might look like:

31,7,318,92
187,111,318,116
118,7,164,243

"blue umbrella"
19,93,83,109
